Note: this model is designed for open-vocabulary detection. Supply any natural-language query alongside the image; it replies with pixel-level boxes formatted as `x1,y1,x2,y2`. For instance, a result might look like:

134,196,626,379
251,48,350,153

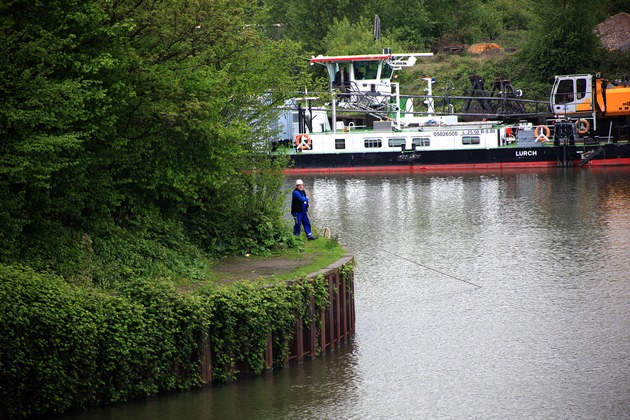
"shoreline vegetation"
0,236,351,419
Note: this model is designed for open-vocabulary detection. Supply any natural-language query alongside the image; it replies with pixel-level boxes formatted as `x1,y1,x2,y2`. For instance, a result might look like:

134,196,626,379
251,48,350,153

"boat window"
364,138,382,148
576,78,587,100
353,61,379,80
335,138,346,150
381,63,394,79
412,137,430,148
554,79,574,104
462,136,480,145
388,138,405,147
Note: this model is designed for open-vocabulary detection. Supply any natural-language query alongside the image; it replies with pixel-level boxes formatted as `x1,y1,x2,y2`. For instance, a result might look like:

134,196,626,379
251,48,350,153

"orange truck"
551,73,630,136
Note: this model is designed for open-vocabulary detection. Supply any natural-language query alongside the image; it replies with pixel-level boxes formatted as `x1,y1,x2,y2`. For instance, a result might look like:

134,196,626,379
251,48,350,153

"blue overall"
291,188,313,238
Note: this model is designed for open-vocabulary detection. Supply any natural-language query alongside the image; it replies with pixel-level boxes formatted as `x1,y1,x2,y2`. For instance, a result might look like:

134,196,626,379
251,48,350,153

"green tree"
0,0,308,282
369,0,433,50
422,0,484,46
322,17,405,56
518,0,606,82
0,0,121,266
263,0,366,52
602,0,630,14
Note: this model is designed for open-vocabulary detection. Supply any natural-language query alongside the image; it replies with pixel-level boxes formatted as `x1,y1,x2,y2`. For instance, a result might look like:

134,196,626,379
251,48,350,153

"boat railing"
402,94,552,120
290,90,553,124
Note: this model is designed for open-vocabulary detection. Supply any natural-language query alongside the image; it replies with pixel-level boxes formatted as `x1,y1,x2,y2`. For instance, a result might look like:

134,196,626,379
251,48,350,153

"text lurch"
516,150,538,157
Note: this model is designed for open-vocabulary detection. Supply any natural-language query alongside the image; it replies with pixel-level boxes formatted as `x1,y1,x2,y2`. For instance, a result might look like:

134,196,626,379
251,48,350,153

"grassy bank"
206,235,348,285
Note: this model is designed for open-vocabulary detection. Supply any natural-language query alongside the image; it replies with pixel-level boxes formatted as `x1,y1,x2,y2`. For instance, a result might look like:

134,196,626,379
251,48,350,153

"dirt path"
212,253,318,283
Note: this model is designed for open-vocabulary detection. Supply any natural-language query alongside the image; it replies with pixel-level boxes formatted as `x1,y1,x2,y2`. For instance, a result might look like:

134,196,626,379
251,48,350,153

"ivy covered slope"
0,261,343,418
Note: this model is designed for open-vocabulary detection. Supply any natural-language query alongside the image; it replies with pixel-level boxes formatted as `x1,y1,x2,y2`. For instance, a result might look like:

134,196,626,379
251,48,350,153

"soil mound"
467,43,502,54
595,12,630,51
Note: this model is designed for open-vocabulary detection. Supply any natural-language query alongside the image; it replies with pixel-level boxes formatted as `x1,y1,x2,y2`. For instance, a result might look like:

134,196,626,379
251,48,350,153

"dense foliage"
264,0,628,101
518,0,607,83
263,0,538,52
0,0,309,285
0,264,210,418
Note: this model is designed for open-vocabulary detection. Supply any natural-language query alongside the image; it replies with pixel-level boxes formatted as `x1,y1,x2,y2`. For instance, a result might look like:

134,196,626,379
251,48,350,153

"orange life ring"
575,119,590,135
534,125,550,142
295,134,312,150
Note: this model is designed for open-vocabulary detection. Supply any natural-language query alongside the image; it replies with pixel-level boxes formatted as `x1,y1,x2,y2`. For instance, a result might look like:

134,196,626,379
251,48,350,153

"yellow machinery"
551,74,630,131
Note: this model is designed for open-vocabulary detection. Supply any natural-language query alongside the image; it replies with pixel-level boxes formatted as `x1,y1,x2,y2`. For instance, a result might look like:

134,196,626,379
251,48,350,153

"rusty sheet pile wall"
201,256,355,382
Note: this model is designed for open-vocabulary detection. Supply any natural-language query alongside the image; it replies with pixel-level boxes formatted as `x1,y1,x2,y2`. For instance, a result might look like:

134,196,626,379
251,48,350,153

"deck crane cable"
381,249,482,289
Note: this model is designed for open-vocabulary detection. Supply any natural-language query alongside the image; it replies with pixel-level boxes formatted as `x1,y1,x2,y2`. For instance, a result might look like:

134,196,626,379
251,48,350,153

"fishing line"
381,249,482,289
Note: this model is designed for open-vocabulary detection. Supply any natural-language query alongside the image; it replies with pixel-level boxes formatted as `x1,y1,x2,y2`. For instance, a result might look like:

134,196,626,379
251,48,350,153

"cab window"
576,78,587,100
555,80,574,104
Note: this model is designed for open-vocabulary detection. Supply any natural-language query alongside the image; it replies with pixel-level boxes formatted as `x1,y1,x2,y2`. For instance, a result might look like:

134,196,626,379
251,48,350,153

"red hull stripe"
285,158,630,175
580,157,630,167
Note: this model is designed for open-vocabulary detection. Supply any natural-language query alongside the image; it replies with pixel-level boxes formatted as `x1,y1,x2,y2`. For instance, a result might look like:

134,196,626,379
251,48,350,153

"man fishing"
291,179,315,240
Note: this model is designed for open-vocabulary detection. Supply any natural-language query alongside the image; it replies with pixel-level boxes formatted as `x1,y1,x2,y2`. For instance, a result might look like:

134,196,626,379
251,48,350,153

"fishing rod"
381,249,482,289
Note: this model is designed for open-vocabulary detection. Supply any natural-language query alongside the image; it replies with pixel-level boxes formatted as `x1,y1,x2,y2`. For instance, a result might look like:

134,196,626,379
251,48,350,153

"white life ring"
295,134,312,150
534,125,550,142
575,119,590,135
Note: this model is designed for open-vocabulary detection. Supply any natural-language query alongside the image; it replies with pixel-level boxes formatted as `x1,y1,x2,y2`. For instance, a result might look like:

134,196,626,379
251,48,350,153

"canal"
62,167,630,419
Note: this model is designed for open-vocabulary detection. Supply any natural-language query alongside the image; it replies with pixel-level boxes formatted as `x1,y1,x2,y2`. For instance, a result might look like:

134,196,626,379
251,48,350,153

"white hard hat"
296,179,304,185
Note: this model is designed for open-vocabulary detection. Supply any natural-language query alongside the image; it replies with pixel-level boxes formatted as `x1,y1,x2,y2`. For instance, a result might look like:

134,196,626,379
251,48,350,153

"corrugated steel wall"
201,256,355,381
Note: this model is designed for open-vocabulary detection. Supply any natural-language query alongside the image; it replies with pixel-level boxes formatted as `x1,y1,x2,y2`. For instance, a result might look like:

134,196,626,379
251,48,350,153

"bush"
0,265,211,418
0,265,99,418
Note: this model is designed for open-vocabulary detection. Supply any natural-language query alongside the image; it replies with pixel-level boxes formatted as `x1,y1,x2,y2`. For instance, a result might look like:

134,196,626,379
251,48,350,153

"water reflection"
304,168,630,419
61,168,630,419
